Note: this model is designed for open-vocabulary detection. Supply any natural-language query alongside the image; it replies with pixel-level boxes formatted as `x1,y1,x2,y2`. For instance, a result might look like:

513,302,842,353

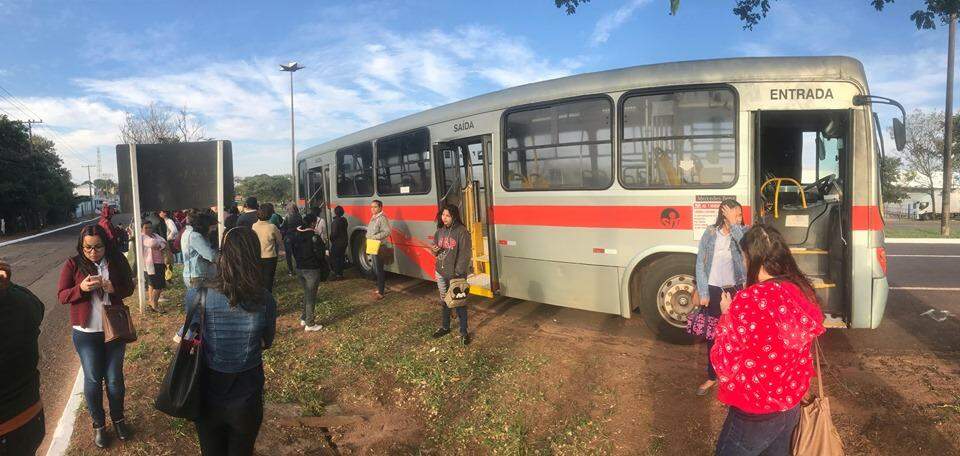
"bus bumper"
870,276,889,329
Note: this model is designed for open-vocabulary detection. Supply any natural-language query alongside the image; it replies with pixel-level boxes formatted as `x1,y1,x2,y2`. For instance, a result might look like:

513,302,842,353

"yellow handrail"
760,177,807,219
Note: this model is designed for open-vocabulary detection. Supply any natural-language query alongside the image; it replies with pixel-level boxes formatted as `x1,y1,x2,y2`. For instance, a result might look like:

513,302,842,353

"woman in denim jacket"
694,200,746,396
185,226,277,456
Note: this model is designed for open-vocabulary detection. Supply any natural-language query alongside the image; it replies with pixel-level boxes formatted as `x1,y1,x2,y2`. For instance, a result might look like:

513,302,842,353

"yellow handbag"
365,239,381,255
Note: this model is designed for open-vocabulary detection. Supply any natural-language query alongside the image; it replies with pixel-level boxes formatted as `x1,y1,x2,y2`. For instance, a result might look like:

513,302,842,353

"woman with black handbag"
188,227,277,456
58,224,135,448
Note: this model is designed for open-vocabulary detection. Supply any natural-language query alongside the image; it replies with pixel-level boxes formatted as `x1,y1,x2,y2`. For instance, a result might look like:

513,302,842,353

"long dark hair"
714,199,743,229
214,227,264,311
436,204,464,229
739,224,816,301
73,224,131,284
187,209,216,236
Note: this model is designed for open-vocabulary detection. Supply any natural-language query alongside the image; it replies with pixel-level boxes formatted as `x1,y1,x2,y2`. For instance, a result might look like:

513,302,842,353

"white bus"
297,56,904,342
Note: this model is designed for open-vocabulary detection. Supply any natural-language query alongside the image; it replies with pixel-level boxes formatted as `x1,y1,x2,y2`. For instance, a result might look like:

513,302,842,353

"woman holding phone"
58,225,135,448
693,199,746,396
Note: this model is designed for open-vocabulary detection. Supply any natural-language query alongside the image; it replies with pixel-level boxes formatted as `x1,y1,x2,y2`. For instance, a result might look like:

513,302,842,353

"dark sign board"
116,141,234,213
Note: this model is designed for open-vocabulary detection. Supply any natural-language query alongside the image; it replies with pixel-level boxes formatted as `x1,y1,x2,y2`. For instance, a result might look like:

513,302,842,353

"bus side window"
621,89,736,189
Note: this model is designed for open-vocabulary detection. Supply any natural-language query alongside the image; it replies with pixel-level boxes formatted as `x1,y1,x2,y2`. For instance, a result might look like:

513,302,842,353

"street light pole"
943,15,957,236
280,62,305,205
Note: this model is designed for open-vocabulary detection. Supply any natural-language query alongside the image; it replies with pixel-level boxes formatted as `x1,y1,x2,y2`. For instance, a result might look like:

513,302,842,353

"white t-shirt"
165,218,179,241
708,230,736,288
73,259,109,333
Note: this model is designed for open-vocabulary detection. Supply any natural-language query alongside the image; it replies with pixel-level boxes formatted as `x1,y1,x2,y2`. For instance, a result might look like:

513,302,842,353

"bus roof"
299,56,867,159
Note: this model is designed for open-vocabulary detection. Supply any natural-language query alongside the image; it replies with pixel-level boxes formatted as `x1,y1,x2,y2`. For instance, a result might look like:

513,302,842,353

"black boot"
432,328,450,338
94,426,109,448
114,419,131,441
461,333,471,346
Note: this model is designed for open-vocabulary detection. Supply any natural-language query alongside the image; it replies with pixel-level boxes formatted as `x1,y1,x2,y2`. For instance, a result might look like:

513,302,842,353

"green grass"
69,258,612,455
885,225,960,238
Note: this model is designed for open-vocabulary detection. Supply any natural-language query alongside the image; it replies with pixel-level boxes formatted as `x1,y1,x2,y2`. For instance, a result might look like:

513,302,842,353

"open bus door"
433,136,498,298
306,165,332,240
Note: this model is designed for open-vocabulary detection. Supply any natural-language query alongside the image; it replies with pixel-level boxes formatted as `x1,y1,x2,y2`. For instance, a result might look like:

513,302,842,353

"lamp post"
280,61,305,205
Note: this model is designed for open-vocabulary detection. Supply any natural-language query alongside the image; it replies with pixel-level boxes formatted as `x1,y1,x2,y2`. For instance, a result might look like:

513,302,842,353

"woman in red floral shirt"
710,224,825,456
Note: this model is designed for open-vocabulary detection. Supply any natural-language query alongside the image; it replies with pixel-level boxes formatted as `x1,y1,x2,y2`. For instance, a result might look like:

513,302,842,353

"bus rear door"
434,135,498,297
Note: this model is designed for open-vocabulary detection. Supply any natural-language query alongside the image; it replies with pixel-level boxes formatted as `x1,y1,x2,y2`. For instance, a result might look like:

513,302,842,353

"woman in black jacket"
292,214,328,331
328,206,348,280
429,204,473,345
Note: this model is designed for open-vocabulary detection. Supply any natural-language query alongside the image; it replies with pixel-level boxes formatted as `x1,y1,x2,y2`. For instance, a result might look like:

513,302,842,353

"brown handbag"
103,302,138,344
791,339,844,455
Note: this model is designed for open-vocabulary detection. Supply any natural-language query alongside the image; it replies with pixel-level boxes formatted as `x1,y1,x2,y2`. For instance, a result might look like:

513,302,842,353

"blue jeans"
437,276,468,336
72,330,126,428
715,406,800,456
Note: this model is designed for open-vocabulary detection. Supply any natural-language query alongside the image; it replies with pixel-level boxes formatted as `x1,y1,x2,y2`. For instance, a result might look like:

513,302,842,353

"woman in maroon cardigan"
58,224,135,449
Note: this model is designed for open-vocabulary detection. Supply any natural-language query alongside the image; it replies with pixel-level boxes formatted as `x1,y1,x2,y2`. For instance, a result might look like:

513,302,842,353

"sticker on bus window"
400,186,411,194
693,195,737,240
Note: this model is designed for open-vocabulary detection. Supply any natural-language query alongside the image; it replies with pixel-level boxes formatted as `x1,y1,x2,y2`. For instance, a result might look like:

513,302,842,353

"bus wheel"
639,256,697,344
351,233,374,277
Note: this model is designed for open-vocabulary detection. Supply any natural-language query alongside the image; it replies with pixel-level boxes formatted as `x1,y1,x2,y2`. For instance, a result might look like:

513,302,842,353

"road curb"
45,369,83,456
886,238,960,244
0,218,97,248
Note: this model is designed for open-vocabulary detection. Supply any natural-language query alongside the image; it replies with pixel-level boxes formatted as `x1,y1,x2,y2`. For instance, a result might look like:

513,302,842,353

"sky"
0,0,953,184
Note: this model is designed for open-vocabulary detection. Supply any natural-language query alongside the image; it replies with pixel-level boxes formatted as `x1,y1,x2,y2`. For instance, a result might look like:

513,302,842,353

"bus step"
796,252,830,277
468,273,493,298
809,277,836,289
823,314,847,328
790,248,828,255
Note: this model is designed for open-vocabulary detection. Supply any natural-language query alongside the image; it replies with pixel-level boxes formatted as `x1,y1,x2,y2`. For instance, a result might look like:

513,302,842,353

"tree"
93,178,118,196
0,115,76,231
900,110,945,211
880,156,908,204
235,174,293,204
119,102,207,144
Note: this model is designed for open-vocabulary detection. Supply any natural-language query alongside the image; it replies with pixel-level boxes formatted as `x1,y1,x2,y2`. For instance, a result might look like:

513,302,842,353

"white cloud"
591,0,653,46
25,24,580,181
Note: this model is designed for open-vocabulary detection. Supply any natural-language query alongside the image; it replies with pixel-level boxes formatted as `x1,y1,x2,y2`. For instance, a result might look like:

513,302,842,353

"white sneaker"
299,319,306,326
158,297,170,303
304,324,323,332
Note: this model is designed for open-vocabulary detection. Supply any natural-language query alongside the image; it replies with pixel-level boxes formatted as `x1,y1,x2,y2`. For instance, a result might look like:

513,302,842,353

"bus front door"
434,136,497,297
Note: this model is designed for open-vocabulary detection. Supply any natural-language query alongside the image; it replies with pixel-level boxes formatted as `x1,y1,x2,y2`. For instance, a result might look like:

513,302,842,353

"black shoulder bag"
154,287,207,420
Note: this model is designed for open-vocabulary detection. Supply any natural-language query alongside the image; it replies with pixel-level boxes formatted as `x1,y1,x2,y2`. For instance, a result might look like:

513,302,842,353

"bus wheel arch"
629,253,697,345
350,231,374,277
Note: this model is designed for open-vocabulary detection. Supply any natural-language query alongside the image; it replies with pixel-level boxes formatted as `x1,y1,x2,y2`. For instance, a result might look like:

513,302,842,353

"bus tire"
639,255,697,345
351,232,374,278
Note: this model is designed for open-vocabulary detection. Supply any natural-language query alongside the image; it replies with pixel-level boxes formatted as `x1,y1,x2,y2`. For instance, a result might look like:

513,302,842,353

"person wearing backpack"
429,204,473,346
291,214,328,332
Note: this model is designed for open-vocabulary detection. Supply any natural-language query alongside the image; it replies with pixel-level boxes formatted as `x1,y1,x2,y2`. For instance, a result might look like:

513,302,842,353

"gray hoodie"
366,212,391,241
433,224,472,279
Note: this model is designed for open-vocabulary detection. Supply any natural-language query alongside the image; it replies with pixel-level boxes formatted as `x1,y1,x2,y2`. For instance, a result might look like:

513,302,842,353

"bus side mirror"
893,118,906,151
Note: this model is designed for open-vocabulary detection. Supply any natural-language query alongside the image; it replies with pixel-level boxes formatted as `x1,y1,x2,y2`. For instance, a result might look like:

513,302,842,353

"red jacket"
710,280,825,414
58,257,135,328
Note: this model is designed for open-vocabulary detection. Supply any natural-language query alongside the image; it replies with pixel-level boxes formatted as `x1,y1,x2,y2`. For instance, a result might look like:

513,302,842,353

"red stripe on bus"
340,205,438,224
851,205,884,231
340,203,759,230
490,205,693,230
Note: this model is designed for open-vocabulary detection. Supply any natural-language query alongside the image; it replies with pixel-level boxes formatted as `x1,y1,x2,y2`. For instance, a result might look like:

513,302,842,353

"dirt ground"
65,260,960,455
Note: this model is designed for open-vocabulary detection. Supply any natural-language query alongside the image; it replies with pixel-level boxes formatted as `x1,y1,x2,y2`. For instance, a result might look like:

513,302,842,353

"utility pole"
82,164,96,216
23,119,42,154
942,13,957,237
